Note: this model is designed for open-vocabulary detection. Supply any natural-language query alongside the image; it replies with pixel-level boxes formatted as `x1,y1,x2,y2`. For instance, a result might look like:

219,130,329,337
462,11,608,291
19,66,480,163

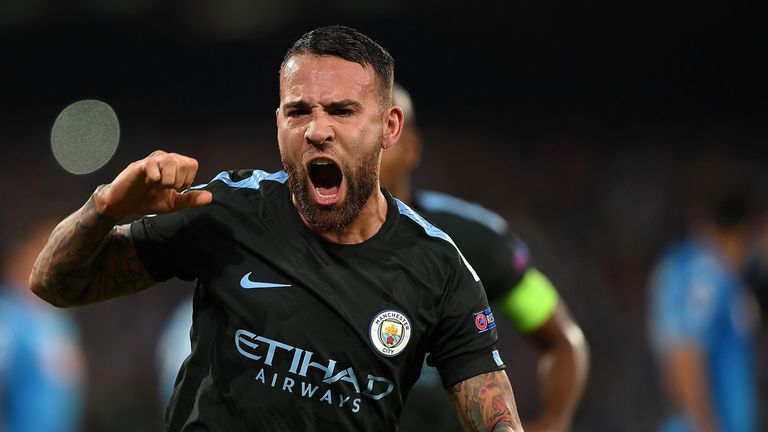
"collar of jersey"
282,185,399,249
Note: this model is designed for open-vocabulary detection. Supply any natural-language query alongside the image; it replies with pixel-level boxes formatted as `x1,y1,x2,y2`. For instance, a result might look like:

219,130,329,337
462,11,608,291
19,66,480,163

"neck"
300,189,389,244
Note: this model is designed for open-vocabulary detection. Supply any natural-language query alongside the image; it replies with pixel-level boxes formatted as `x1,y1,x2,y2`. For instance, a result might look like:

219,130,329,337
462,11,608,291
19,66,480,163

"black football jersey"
397,190,539,432
413,190,532,303
131,170,504,432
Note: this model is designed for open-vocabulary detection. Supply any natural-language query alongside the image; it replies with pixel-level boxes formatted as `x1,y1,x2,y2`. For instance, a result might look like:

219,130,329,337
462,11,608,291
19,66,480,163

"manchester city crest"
369,310,411,357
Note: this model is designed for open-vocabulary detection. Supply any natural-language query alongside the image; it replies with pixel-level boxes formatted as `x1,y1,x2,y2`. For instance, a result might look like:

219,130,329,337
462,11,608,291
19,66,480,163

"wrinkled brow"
282,99,362,111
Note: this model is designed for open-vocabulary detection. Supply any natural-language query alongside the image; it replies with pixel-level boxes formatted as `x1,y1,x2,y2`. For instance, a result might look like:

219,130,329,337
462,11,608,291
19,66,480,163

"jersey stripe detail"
396,199,480,282
209,170,288,189
416,190,508,235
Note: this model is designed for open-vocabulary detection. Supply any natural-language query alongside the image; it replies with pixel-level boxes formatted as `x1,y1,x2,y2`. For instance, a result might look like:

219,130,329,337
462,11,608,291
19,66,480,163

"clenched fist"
94,150,213,220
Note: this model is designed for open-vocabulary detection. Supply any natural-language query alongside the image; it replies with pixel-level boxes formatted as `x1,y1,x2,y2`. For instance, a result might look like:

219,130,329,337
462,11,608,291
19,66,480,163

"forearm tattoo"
450,371,521,432
33,189,156,306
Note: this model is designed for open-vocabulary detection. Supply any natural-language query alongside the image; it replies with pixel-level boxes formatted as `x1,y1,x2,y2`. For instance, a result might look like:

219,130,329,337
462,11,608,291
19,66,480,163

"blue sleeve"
157,296,194,404
0,301,15,428
650,255,724,353
0,309,12,377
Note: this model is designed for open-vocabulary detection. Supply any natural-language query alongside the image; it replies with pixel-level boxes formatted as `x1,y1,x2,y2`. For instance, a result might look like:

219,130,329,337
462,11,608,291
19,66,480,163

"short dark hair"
280,25,395,106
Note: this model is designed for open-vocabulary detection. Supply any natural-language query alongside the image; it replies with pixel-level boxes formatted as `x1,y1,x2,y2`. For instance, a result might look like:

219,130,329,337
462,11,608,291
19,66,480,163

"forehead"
280,54,378,104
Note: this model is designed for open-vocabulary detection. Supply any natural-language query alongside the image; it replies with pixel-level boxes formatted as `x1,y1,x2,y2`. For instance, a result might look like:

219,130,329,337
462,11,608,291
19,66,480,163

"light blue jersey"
157,295,193,406
649,239,758,432
0,285,84,432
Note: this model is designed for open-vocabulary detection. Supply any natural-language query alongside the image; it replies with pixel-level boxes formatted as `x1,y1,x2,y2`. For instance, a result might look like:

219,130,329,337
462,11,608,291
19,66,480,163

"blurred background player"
648,176,762,432
383,83,590,432
0,218,85,432
156,292,192,409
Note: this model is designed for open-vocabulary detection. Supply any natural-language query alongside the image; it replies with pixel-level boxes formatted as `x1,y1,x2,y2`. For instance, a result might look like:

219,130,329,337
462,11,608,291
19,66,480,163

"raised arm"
449,370,524,432
29,150,212,307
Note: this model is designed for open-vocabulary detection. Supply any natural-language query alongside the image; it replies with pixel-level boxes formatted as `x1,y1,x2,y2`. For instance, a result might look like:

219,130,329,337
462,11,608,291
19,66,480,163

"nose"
304,112,334,149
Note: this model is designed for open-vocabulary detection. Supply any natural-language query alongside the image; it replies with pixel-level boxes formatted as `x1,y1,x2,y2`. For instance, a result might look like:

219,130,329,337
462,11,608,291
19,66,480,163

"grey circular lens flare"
51,99,120,175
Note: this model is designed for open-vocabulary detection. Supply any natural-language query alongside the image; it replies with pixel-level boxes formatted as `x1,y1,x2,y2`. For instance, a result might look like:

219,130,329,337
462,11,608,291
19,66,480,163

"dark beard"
284,148,381,233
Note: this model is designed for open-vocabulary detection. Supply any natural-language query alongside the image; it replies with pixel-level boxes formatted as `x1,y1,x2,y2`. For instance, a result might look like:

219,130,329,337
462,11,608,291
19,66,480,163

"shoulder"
131,169,290,245
659,240,727,278
413,190,531,281
651,239,730,299
394,198,480,282
201,169,288,196
414,190,508,236
184,169,290,218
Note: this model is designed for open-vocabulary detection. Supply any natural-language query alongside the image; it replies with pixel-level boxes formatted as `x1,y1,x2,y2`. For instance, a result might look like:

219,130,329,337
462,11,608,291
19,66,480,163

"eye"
285,108,308,118
331,107,354,117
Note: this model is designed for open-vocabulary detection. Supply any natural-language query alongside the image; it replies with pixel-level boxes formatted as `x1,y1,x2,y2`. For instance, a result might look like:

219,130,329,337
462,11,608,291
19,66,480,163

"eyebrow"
324,99,362,111
282,99,362,112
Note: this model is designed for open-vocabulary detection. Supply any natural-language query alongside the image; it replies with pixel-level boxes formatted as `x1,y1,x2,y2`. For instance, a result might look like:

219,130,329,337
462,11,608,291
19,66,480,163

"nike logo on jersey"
239,272,292,289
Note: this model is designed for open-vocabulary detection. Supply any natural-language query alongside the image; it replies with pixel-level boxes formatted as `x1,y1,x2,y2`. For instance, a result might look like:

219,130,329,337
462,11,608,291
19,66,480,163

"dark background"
2,1,767,431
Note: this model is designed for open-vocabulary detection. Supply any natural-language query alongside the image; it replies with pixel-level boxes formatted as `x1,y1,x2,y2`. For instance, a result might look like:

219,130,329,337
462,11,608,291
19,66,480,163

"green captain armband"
498,268,558,333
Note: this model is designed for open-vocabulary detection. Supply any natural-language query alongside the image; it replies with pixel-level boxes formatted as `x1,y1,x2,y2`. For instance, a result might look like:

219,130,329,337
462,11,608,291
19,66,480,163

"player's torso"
174,180,452,432
666,242,758,431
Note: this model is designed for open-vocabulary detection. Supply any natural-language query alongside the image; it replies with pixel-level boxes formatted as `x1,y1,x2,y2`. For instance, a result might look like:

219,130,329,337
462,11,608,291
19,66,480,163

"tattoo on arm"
450,370,523,432
32,188,156,306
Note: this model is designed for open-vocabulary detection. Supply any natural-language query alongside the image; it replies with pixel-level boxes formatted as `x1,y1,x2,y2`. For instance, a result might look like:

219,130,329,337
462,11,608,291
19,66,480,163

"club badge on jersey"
370,310,412,357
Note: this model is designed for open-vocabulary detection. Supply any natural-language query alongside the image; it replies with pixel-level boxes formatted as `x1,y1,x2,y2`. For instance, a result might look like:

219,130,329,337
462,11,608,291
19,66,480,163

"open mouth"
308,159,343,202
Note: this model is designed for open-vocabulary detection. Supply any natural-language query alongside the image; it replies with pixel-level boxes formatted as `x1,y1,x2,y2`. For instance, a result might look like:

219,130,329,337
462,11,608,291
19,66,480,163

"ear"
381,105,404,151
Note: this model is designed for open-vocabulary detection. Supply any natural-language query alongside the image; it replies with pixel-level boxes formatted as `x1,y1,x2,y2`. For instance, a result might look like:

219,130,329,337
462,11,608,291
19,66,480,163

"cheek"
277,127,304,156
350,122,383,152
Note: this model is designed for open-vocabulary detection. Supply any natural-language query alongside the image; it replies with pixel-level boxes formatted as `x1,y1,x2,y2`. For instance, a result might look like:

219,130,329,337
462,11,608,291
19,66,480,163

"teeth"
311,159,333,166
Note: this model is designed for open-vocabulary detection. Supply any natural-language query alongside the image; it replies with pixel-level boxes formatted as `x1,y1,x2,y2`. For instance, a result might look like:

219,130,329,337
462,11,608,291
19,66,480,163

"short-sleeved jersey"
413,191,560,334
0,286,84,432
648,239,758,432
132,170,504,432
413,190,530,302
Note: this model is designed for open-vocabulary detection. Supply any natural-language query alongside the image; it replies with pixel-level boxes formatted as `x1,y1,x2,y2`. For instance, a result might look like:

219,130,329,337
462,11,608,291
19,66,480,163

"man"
648,178,761,432
0,218,85,432
381,84,589,432
29,25,524,432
